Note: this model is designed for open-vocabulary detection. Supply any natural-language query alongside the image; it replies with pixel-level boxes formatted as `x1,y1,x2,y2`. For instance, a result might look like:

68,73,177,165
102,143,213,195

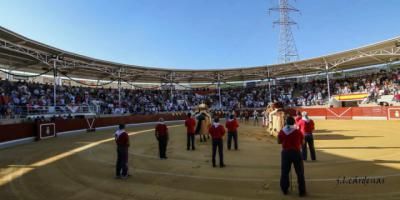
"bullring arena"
1,118,400,200
1,2,400,199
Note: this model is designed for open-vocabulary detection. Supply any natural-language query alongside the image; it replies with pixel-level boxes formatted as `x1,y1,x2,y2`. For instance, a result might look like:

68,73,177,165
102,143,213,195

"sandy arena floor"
0,120,400,200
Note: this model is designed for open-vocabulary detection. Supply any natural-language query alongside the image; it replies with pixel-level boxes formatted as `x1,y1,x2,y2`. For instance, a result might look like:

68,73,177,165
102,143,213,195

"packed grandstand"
0,68,399,118
0,26,400,120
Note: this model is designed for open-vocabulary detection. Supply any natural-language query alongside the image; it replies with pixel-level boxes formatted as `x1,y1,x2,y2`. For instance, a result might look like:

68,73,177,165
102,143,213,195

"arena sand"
0,120,400,200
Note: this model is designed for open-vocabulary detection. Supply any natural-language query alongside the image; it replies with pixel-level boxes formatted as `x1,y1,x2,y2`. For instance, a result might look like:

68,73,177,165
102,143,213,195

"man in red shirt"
209,117,226,167
115,124,130,179
244,110,250,124
155,118,169,159
225,114,239,150
295,111,302,126
297,111,316,161
278,116,306,197
185,113,196,150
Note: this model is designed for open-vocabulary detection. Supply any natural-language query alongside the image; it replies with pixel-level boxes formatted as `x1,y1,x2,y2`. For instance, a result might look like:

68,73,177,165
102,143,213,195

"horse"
194,103,212,142
195,111,211,142
267,102,286,137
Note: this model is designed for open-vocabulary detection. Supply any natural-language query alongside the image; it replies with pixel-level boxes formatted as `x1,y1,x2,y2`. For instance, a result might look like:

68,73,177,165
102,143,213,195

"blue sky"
1,0,400,69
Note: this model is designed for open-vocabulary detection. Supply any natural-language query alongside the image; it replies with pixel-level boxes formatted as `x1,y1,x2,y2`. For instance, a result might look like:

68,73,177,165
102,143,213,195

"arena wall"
0,113,186,145
289,106,400,120
1,106,399,146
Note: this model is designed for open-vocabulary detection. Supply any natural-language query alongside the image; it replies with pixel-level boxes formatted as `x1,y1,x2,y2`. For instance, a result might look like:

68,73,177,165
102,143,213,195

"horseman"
195,103,211,142
264,104,274,134
261,106,269,127
268,102,286,137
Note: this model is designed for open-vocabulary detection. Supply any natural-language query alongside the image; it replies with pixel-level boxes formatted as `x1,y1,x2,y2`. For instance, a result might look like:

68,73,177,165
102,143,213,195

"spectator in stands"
0,68,399,119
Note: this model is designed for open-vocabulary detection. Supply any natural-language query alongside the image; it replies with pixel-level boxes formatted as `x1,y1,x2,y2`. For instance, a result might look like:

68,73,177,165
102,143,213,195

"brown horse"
195,104,212,142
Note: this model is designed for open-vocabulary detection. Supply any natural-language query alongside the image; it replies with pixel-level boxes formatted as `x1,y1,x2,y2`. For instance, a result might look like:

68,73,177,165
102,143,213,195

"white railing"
0,105,96,120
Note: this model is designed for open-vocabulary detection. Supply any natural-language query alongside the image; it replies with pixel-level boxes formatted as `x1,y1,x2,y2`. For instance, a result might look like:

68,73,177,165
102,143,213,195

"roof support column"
267,67,272,103
170,72,174,102
217,73,222,109
6,67,10,80
118,69,122,109
324,59,331,103
53,58,57,108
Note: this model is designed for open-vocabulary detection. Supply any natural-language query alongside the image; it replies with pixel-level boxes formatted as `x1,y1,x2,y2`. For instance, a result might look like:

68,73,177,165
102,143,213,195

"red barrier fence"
0,113,186,143
290,106,400,120
1,107,399,144
0,123,36,142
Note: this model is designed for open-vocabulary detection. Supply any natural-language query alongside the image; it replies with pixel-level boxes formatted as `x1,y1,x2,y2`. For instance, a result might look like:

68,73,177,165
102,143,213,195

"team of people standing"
113,106,315,197
186,112,240,167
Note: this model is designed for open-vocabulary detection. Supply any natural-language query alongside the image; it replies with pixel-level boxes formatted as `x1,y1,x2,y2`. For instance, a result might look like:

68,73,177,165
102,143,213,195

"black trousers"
187,133,195,150
302,134,316,160
212,139,224,166
227,131,238,150
280,150,306,195
253,117,259,125
116,146,128,177
158,136,168,158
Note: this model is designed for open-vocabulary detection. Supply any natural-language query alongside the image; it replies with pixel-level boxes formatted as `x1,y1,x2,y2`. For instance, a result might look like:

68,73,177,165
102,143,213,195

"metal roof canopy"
1,26,400,84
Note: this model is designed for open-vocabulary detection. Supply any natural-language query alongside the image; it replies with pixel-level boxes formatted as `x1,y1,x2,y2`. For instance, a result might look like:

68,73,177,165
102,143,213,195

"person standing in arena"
155,118,169,159
278,116,306,197
298,112,316,161
253,109,259,126
244,110,250,124
295,111,302,127
185,113,196,150
226,114,239,150
261,109,268,127
115,124,130,179
239,110,244,122
209,117,226,167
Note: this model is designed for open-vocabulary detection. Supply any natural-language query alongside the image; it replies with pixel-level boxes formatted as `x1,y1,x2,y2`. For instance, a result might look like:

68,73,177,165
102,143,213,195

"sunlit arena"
1,1,400,200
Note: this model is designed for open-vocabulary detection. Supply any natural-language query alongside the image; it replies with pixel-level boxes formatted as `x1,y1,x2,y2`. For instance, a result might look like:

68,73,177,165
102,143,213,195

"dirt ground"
1,120,400,200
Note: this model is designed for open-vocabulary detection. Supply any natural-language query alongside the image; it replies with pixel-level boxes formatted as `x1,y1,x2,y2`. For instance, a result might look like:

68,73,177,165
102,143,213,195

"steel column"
53,59,57,107
170,73,173,101
118,69,121,108
267,67,272,103
6,68,10,80
325,62,331,101
217,73,222,109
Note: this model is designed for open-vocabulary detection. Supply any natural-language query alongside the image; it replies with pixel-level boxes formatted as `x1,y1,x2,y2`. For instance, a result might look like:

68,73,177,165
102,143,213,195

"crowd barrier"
287,106,400,120
0,113,186,143
1,107,399,144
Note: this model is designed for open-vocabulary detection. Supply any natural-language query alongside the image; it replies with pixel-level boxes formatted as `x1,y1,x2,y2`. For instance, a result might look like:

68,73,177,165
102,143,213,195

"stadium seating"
0,69,398,119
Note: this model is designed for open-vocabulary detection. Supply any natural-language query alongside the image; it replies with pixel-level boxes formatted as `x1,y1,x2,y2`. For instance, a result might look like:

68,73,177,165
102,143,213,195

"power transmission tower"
269,0,300,63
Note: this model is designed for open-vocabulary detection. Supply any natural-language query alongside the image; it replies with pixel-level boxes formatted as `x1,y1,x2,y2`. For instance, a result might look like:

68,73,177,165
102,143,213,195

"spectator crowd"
0,69,399,118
